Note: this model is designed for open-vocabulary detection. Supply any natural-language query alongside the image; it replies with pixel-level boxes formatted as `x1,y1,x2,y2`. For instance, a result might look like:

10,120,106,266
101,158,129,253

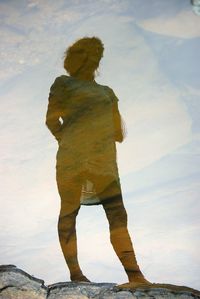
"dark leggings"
56,168,141,280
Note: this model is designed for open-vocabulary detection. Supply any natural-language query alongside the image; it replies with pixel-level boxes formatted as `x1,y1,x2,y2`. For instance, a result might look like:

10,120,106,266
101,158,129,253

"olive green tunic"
46,75,123,205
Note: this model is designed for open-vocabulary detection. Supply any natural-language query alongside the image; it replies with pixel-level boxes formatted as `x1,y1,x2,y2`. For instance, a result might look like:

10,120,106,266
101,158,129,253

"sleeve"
45,77,64,142
107,87,125,143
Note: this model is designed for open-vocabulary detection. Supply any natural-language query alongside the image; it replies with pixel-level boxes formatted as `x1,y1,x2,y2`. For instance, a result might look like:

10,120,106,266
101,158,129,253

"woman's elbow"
45,118,55,132
115,131,124,143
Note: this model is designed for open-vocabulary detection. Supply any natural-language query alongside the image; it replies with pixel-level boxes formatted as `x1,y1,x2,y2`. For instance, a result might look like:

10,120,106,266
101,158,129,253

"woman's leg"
56,166,90,282
93,176,150,283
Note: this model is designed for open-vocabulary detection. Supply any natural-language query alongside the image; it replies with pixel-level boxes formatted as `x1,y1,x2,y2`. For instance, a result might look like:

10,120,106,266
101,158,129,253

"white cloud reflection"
139,10,200,38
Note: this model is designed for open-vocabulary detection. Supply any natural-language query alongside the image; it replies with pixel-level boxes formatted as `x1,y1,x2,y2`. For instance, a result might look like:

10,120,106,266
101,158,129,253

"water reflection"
45,37,151,285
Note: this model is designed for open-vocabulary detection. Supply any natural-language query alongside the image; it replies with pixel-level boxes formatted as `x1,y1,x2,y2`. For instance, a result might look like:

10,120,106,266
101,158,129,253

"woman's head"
63,36,104,80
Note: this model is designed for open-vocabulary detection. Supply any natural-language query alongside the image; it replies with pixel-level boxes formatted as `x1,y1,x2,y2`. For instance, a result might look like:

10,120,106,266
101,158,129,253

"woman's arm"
46,77,63,143
107,87,126,143
112,100,124,143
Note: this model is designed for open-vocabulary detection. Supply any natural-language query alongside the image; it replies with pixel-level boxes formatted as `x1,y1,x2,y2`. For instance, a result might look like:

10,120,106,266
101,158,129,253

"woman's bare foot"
70,272,91,282
129,275,152,285
117,270,152,288
116,276,152,289
116,281,152,289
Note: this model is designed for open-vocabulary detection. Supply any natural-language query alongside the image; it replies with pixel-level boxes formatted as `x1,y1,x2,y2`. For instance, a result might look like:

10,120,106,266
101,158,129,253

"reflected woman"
46,36,151,286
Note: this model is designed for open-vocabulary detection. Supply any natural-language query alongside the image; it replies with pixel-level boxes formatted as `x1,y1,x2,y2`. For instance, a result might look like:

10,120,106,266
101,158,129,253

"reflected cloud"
138,10,200,38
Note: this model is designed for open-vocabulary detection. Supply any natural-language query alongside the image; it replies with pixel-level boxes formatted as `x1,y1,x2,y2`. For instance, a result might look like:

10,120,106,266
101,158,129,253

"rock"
0,264,47,299
0,264,200,299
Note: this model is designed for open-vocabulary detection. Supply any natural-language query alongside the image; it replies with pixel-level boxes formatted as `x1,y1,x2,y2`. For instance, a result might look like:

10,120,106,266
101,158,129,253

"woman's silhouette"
46,36,151,286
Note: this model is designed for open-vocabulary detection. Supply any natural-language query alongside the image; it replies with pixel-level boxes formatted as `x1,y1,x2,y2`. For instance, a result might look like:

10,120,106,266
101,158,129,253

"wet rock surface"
0,264,200,298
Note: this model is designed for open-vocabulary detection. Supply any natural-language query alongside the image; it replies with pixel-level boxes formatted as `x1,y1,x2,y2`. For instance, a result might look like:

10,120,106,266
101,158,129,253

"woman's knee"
103,197,128,229
58,207,79,239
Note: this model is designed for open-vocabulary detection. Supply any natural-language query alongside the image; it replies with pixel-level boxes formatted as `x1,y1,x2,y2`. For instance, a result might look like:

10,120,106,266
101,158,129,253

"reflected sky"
0,0,200,290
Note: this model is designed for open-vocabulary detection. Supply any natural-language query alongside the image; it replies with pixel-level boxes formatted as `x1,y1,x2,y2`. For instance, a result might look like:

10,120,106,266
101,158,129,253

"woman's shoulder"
98,84,119,102
96,83,112,93
50,75,72,91
49,75,70,96
53,74,71,84
97,83,114,92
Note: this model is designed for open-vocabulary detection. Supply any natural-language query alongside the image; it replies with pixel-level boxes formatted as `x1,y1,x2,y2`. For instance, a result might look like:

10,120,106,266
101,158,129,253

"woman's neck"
75,75,95,81
74,69,95,82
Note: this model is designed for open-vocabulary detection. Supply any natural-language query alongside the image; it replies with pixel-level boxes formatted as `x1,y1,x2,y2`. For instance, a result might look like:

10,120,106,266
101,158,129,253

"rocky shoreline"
0,264,200,298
